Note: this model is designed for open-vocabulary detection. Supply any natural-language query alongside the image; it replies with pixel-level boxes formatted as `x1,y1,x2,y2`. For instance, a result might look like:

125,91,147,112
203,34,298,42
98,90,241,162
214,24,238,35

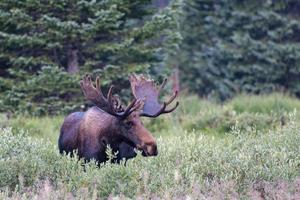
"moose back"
59,74,178,163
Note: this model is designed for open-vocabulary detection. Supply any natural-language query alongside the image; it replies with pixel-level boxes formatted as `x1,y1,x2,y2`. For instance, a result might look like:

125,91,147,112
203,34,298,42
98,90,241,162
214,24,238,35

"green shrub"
165,95,291,134
1,94,299,198
230,93,300,114
0,115,64,143
0,128,84,190
0,114,299,198
2,94,298,141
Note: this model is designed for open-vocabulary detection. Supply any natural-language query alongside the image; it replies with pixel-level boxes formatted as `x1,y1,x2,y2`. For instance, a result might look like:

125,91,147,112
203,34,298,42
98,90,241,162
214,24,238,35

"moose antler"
80,74,111,111
80,74,142,119
130,74,179,118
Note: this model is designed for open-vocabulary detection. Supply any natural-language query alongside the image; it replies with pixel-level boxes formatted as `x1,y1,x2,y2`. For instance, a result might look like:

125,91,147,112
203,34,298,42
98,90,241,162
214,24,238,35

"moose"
58,74,178,164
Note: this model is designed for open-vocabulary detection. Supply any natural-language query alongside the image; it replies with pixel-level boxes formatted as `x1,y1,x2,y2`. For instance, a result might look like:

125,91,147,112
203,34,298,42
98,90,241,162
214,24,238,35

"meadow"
0,94,300,199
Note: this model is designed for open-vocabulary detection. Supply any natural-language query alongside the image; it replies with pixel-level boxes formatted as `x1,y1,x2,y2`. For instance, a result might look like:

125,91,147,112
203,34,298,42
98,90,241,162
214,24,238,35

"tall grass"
0,115,64,143
0,94,300,198
148,94,298,136
229,93,300,114
1,93,299,141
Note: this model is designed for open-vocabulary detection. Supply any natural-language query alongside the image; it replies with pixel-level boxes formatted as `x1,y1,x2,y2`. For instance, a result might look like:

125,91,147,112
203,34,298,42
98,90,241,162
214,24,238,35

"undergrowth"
1,93,299,142
0,114,299,199
0,94,300,199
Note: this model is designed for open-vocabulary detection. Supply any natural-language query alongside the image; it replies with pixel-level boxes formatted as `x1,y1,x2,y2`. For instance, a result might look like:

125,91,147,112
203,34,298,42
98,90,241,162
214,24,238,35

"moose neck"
80,106,127,145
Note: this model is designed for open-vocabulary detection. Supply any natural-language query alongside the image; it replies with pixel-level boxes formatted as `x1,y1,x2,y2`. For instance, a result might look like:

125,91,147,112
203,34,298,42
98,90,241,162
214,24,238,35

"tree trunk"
67,48,79,74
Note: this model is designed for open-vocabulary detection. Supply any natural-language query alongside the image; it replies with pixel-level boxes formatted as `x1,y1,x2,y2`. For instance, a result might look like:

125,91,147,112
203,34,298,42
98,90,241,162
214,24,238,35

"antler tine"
95,76,101,91
115,99,139,119
140,100,179,118
131,99,144,112
123,99,137,114
165,90,178,105
140,102,167,118
80,74,105,100
162,101,179,114
158,78,167,94
139,90,178,118
81,74,122,116
107,85,114,103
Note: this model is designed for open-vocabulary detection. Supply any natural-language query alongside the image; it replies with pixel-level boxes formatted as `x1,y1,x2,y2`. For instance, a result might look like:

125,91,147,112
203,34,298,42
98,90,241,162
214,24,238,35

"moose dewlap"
59,74,179,164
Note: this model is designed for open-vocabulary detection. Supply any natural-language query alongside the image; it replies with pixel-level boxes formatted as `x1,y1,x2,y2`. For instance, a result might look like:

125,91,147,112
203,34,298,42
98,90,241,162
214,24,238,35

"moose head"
59,74,178,163
80,74,178,156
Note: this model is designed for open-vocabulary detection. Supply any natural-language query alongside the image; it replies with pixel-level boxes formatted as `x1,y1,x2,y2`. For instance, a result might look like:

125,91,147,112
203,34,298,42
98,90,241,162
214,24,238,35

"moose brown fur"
59,74,178,163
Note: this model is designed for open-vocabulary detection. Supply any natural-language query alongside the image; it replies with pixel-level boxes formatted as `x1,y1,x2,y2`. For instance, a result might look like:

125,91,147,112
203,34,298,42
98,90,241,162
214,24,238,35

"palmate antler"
80,74,143,119
130,74,179,117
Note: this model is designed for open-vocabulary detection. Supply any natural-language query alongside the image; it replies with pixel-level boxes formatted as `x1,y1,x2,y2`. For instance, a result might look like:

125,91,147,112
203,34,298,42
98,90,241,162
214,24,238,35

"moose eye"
126,121,134,127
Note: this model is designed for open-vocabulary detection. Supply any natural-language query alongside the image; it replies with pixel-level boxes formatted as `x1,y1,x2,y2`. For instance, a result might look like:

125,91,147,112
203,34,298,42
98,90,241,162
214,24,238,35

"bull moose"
58,74,178,164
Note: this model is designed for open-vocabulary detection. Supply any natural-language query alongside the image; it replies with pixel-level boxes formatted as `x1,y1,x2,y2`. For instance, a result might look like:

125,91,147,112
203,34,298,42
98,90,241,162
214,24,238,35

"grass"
0,93,300,199
0,115,64,143
229,93,300,114
1,93,299,141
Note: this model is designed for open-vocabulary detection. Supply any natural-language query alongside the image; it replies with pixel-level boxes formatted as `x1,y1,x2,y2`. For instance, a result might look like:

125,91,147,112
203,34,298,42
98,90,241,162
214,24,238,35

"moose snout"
141,142,158,157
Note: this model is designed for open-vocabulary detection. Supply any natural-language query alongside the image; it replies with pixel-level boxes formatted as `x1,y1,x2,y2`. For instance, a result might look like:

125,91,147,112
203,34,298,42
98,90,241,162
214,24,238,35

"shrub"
0,114,299,198
1,178,300,199
2,94,296,142
152,95,292,135
229,93,300,115
0,115,64,143
0,128,84,189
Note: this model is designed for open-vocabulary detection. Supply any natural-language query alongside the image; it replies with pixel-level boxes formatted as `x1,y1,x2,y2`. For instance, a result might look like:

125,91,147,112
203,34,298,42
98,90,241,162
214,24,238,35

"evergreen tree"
0,0,178,77
178,0,300,100
0,0,180,115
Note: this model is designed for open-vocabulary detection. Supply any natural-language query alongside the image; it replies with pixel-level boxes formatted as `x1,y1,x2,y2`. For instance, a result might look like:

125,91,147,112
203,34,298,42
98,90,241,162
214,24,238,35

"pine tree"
0,0,178,77
0,0,180,115
177,0,300,100
175,0,218,98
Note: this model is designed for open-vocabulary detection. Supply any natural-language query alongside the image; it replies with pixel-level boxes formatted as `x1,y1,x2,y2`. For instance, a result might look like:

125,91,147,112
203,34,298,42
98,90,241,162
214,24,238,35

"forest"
0,0,300,199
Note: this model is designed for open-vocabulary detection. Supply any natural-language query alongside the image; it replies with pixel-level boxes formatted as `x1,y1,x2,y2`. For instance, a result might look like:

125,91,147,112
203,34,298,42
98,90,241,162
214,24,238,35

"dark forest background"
1,0,300,116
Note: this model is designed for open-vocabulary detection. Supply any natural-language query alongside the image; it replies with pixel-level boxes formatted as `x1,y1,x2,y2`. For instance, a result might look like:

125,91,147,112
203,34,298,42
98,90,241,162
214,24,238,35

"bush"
0,115,64,143
147,95,296,135
229,93,300,114
1,94,297,142
0,128,84,189
0,113,299,198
